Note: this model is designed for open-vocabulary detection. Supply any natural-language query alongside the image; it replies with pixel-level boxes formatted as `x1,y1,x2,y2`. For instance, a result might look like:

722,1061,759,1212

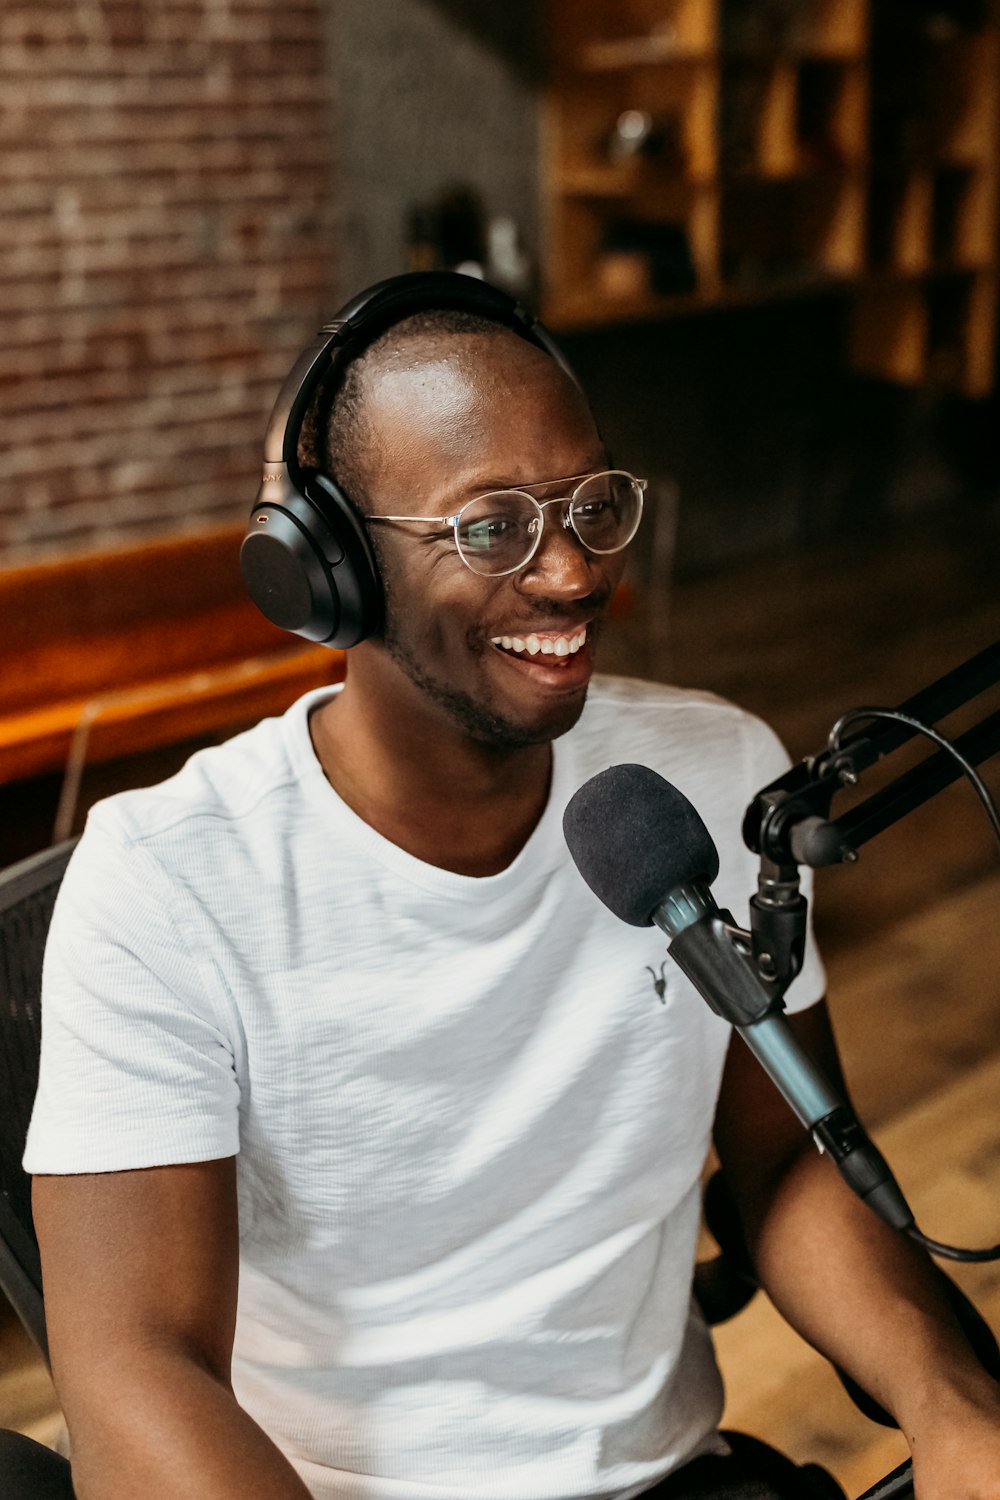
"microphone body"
564,765,913,1233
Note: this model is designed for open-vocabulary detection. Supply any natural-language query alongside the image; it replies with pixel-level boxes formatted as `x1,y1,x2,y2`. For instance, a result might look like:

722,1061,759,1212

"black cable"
828,707,1000,855
907,1227,1000,1263
827,706,1000,1263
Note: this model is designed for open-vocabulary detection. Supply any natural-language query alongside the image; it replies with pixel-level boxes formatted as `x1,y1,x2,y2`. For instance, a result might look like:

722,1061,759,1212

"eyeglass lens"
456,471,643,576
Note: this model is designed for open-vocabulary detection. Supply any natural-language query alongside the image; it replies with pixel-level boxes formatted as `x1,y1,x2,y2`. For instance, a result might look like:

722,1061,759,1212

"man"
21,281,1000,1500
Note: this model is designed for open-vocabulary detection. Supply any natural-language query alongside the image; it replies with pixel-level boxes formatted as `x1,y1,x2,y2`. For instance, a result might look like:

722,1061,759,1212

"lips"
484,625,595,693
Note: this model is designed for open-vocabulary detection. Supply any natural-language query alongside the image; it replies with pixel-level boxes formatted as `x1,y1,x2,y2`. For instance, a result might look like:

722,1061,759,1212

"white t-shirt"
26,675,825,1500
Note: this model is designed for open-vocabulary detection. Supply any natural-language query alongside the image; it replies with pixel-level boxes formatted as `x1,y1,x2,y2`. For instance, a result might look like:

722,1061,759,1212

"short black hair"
298,307,533,514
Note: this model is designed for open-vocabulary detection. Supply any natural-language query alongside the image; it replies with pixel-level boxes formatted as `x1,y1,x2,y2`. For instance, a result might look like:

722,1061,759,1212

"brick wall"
1,0,337,565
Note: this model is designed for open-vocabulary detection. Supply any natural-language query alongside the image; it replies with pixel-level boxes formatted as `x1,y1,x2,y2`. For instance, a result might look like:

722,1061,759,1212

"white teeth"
490,629,588,656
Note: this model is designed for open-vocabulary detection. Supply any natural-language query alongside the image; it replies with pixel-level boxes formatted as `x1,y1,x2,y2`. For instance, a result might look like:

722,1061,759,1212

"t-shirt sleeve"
23,813,241,1174
738,710,827,1017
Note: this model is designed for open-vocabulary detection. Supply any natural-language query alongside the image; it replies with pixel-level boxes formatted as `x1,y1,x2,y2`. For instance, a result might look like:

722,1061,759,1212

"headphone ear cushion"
301,473,383,648
240,477,382,648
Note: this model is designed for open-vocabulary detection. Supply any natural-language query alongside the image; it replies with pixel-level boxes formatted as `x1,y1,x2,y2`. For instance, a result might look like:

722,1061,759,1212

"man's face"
357,331,632,750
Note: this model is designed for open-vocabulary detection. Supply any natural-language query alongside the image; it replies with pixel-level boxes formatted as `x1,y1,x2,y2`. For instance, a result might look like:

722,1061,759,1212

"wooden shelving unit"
850,2,999,394
542,0,1000,395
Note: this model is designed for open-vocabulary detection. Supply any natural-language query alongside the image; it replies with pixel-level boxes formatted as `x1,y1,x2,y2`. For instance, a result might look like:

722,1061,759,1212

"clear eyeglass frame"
365,469,647,577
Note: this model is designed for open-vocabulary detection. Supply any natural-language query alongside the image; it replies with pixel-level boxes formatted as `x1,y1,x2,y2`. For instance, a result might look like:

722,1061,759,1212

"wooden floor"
3,511,1000,1495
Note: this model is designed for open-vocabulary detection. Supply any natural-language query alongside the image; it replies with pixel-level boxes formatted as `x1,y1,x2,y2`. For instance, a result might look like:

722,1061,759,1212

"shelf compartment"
930,163,996,270
849,269,996,396
719,172,865,290
960,271,999,397
719,59,866,177
925,270,998,395
719,61,796,175
721,0,867,57
549,62,719,186
850,282,928,384
924,273,974,386
924,30,1000,162
796,59,867,170
866,170,933,273
556,0,717,72
543,187,719,319
869,26,1000,166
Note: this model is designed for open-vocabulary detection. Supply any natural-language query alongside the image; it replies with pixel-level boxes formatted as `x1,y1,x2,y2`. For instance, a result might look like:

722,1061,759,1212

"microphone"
563,763,913,1233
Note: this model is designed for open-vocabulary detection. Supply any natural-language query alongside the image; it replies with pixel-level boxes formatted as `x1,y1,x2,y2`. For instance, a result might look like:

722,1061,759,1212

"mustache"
507,582,616,623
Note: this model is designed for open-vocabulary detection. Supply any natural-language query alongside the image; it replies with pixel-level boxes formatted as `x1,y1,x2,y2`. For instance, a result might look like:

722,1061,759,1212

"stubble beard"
380,615,594,751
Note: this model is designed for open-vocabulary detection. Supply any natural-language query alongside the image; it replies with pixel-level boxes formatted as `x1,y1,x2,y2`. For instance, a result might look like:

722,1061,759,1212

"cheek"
378,546,499,657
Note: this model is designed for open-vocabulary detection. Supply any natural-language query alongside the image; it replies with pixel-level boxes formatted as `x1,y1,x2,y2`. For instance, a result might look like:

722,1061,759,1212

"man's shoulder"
85,688,328,854
571,674,787,803
580,673,763,742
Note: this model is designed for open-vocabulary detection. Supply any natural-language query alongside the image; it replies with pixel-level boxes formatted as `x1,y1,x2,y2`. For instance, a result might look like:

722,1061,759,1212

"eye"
460,512,526,552
573,497,618,521
571,473,637,531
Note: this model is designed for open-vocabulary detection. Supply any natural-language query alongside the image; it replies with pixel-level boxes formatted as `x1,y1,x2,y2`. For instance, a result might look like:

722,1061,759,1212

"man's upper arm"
24,817,240,1178
33,1158,240,1418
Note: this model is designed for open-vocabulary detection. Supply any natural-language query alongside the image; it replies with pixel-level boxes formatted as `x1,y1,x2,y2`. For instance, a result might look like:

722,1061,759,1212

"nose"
515,503,604,600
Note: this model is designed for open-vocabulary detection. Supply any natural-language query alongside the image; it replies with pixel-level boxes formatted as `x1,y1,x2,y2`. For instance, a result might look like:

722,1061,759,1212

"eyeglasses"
365,470,646,577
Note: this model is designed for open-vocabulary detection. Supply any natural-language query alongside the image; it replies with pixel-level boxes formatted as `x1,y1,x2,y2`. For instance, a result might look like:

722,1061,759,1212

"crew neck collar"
283,687,578,904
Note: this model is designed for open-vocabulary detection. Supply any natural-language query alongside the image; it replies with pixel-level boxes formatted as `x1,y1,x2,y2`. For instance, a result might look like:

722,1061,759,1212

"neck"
309,660,555,877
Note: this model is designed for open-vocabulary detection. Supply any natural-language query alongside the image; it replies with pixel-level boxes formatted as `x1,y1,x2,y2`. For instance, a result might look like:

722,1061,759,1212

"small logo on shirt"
645,961,668,1003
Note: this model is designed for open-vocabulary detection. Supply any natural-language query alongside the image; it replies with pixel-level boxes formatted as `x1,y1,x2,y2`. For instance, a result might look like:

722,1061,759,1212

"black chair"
0,838,77,1365
0,839,995,1500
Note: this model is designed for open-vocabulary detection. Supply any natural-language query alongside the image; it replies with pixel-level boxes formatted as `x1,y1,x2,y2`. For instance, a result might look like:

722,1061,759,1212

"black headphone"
240,270,581,650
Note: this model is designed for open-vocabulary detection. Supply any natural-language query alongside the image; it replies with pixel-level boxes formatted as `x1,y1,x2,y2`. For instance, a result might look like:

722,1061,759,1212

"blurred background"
2,1,999,1494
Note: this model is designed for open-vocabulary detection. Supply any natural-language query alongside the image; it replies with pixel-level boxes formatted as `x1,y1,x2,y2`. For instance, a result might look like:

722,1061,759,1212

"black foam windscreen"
562,763,721,927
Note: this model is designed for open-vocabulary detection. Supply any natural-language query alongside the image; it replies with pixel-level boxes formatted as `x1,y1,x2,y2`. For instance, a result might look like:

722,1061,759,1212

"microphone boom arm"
744,640,1000,869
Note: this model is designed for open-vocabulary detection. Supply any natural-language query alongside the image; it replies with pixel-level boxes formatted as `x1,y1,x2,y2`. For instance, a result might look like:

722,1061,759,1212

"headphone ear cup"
240,476,382,649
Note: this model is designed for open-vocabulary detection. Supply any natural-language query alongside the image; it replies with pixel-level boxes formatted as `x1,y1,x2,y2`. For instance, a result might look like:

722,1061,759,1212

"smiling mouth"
489,628,588,661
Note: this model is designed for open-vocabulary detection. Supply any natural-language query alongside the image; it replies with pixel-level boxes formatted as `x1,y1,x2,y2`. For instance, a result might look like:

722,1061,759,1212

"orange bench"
0,524,344,793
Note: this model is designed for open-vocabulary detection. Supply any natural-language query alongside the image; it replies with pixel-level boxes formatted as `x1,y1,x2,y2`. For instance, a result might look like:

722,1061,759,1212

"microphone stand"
738,641,1000,1500
719,642,1000,1500
730,635,1000,1246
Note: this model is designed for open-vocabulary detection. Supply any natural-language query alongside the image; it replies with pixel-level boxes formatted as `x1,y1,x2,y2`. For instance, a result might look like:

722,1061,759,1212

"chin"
474,696,588,749
397,652,590,749
446,684,589,750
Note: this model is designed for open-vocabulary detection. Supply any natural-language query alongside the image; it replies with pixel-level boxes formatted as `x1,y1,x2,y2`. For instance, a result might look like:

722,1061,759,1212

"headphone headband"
263,272,577,471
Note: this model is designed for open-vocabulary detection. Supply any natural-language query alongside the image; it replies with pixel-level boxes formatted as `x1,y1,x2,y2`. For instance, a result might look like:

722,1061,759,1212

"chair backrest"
0,838,78,1362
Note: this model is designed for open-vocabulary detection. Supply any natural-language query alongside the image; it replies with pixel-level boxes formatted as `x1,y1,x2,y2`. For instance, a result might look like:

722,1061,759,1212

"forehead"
362,330,603,497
